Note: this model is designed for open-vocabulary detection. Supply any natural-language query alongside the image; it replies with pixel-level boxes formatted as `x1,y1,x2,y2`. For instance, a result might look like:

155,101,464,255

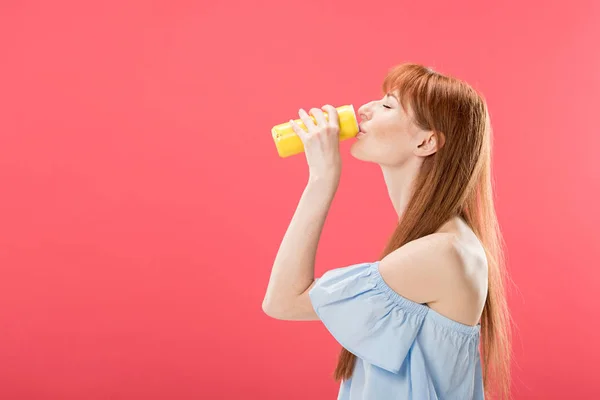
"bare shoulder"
378,233,469,303
438,233,488,325
380,232,460,274
378,232,487,325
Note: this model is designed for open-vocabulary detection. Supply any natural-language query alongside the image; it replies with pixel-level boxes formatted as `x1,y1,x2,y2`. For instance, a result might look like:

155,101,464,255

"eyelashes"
383,105,392,109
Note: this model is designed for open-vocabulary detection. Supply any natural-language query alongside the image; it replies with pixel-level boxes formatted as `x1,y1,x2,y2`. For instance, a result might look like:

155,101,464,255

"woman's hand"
290,105,342,187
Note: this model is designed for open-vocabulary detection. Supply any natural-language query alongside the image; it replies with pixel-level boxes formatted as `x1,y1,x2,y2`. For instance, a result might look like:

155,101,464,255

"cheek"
375,127,408,147
376,129,412,160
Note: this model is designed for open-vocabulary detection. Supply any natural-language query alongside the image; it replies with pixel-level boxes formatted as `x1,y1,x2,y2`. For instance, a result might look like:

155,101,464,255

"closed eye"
383,105,391,109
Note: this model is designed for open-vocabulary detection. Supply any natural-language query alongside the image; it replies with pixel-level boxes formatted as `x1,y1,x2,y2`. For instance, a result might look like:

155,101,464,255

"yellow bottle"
271,105,359,158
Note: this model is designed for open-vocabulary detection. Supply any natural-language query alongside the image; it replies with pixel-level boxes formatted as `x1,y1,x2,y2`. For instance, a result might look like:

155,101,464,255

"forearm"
262,178,337,312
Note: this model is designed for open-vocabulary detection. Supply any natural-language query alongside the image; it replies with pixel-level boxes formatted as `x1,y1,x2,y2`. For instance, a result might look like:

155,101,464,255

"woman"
262,63,511,399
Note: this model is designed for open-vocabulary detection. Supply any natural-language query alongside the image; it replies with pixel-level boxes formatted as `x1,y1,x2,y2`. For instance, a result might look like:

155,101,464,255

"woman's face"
350,91,425,167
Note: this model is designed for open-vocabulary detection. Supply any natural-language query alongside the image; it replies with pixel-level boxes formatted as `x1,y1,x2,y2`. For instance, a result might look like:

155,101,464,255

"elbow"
261,301,273,317
262,304,281,319
262,301,287,320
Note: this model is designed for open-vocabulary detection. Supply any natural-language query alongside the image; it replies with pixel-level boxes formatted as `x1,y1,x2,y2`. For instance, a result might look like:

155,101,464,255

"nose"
357,102,372,122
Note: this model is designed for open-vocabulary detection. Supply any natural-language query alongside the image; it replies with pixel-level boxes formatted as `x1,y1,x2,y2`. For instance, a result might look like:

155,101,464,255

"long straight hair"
333,64,512,399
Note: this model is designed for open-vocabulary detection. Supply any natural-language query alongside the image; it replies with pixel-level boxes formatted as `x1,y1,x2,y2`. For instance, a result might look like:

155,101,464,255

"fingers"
321,105,339,130
291,105,339,142
309,108,327,126
298,109,316,133
289,119,308,142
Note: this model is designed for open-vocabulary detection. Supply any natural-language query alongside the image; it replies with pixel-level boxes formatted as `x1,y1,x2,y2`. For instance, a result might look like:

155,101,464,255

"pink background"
1,0,598,398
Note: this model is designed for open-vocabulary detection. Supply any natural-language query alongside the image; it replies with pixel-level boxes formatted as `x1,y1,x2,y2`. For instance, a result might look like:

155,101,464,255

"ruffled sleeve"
309,261,428,374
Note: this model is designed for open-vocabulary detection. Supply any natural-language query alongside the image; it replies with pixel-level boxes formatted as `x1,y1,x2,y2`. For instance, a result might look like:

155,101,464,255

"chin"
350,140,370,162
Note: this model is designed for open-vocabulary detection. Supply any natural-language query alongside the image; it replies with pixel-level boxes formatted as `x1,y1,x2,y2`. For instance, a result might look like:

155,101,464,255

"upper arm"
263,234,462,321
262,279,320,321
378,233,463,304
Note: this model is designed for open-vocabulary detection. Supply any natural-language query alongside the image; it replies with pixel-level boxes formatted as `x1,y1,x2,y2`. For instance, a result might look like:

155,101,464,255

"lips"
357,124,367,138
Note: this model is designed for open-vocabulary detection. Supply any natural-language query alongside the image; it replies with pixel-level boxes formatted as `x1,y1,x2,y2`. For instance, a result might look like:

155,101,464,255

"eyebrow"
386,93,399,101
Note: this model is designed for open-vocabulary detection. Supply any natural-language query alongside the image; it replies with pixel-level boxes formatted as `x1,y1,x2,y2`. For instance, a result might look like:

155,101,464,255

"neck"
380,158,422,220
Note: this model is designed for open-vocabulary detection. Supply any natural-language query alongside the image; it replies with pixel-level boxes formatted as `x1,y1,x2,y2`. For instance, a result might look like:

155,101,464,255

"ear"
416,131,445,156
